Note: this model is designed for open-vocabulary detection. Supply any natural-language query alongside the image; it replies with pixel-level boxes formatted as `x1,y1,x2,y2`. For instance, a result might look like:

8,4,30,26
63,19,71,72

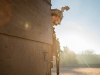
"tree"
60,46,78,66
82,50,95,55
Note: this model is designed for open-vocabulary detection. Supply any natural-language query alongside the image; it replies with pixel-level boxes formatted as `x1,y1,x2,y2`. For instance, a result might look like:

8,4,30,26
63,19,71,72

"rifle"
56,39,62,75
52,27,63,75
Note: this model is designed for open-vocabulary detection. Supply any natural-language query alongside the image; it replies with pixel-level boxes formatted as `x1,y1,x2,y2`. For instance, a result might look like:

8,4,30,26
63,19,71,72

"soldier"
51,6,70,75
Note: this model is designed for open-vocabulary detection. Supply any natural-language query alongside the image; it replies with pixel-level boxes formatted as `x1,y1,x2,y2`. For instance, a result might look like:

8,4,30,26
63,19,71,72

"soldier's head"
51,6,70,26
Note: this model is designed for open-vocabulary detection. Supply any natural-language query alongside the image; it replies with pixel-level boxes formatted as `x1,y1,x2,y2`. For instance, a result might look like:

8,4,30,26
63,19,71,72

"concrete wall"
0,0,52,44
0,34,52,75
0,0,52,75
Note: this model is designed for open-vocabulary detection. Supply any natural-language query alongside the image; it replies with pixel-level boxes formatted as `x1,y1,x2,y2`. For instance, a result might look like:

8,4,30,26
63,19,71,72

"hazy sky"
51,0,100,54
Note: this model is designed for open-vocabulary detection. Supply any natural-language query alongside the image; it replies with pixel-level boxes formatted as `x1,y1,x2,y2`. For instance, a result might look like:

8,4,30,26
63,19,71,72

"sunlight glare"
65,34,91,53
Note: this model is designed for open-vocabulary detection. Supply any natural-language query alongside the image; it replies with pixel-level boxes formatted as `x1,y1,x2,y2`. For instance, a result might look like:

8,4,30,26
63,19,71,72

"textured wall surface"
0,34,51,75
0,0,52,75
0,0,52,44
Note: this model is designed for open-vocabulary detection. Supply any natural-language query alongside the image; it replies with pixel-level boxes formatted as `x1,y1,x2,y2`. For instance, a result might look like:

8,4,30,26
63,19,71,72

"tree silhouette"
60,46,78,66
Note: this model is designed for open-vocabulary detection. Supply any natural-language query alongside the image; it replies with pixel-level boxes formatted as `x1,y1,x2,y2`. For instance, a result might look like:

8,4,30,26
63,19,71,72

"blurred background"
51,0,100,67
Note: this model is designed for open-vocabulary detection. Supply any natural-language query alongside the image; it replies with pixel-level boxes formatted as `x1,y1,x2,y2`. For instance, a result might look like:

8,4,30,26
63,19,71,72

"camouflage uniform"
51,6,70,70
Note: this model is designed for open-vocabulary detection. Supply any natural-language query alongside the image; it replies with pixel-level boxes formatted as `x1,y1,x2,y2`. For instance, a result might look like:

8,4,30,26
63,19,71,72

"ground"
51,67,100,75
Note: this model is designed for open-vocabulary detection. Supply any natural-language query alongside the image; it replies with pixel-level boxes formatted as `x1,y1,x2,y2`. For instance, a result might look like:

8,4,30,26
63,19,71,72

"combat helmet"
51,6,70,25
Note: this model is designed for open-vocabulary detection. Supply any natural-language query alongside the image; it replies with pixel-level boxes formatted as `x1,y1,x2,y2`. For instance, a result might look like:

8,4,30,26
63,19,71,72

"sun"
59,33,93,53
